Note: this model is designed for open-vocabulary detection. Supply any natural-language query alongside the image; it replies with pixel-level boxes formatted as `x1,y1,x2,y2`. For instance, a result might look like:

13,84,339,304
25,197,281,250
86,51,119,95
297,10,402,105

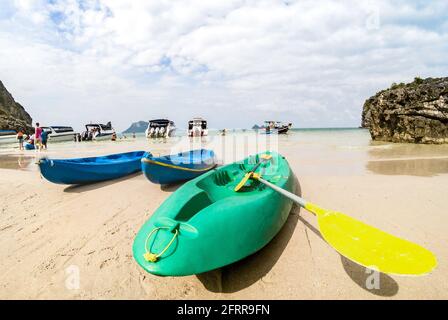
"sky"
0,0,447,132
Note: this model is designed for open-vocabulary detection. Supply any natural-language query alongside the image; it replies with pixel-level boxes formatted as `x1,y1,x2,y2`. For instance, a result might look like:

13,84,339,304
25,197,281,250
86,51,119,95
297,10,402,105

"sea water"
1,128,447,177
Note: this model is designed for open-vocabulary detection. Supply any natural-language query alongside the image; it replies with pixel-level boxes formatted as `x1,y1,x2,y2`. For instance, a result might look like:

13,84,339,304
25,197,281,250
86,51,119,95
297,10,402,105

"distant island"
122,121,148,134
362,77,448,144
0,80,33,133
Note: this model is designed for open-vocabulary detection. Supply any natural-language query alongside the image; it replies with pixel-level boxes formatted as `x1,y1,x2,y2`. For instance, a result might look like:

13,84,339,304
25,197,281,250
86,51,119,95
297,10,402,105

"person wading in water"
34,122,43,151
17,130,24,150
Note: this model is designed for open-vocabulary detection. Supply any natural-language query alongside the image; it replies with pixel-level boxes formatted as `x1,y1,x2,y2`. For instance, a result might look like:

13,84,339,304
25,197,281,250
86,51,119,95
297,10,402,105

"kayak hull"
38,151,146,185
133,151,295,276
25,143,35,150
141,149,216,185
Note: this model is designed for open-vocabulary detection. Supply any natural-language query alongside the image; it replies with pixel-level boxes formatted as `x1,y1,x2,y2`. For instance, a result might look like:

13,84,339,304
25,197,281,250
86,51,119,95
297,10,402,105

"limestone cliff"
123,121,148,133
0,80,33,133
362,77,448,144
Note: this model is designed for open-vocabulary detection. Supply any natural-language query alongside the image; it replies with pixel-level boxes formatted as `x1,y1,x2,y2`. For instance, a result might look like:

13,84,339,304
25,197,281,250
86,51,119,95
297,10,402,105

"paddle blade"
260,154,272,160
316,210,437,276
234,173,251,192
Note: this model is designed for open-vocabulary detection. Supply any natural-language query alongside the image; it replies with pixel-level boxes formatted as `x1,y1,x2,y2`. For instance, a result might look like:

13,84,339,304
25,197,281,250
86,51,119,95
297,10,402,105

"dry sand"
0,133,447,299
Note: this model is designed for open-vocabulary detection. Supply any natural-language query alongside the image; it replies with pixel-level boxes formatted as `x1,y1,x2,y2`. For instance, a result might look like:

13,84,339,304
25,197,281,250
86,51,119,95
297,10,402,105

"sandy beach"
0,129,448,299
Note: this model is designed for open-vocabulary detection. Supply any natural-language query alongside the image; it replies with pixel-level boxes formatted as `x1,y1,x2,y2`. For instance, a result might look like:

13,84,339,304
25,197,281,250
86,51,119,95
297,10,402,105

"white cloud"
0,0,447,131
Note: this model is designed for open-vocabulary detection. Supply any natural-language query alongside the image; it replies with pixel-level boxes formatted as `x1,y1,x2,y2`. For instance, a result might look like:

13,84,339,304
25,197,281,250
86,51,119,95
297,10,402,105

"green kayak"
132,151,296,276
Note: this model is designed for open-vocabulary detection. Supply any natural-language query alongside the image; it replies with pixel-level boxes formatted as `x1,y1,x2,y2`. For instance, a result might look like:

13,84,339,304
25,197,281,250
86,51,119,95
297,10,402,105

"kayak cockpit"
174,192,213,222
169,161,276,223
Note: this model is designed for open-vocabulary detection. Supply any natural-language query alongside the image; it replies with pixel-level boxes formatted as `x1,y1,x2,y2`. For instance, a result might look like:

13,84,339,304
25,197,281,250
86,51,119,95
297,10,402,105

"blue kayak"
25,143,35,150
38,151,146,185
141,149,216,185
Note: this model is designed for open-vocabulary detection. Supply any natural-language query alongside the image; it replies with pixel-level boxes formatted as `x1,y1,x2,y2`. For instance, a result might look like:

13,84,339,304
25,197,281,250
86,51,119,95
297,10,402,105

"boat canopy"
149,119,174,127
188,118,207,129
86,122,113,131
51,126,74,133
264,121,291,127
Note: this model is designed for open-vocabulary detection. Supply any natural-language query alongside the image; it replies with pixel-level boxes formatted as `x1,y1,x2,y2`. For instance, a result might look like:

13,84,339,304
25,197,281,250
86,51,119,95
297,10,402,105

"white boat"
42,126,78,142
261,121,292,134
81,122,115,141
0,130,17,145
188,117,208,137
145,119,176,138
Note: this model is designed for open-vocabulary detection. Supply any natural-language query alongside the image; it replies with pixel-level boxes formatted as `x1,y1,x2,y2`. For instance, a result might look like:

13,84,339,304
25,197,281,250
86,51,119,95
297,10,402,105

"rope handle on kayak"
143,227,178,263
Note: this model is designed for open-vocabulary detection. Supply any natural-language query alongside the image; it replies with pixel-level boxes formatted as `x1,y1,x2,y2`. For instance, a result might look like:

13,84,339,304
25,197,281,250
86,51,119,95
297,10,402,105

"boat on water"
0,130,17,145
42,126,78,142
81,122,115,141
188,117,208,137
141,149,216,185
133,151,295,276
38,151,145,185
262,121,292,134
145,119,176,138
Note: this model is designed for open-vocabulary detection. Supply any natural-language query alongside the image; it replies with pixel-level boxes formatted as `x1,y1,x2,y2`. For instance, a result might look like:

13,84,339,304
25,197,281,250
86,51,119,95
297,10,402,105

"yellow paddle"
234,154,272,192
249,174,437,276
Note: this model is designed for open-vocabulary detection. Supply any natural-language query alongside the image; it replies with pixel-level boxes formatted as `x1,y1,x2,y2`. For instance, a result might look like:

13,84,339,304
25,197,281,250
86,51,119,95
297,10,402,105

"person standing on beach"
41,129,48,150
17,130,24,150
34,122,43,151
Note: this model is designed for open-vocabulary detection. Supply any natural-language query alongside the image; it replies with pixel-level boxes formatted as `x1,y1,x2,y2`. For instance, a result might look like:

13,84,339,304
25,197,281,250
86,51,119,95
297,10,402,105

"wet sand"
0,154,35,171
0,130,447,299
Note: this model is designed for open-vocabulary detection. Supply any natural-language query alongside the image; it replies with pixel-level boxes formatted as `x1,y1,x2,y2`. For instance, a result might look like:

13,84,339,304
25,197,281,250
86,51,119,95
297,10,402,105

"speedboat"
81,122,115,141
188,117,208,137
145,119,176,138
42,126,78,142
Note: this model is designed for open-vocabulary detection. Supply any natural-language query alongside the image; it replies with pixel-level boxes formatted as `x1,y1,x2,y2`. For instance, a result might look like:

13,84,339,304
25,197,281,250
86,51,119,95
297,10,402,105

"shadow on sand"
299,213,399,297
196,175,301,293
160,183,183,192
340,256,399,297
63,172,142,193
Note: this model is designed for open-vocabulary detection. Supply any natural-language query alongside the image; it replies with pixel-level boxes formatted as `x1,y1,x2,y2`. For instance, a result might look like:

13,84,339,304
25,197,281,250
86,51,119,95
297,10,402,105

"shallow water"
1,129,447,177
0,154,36,171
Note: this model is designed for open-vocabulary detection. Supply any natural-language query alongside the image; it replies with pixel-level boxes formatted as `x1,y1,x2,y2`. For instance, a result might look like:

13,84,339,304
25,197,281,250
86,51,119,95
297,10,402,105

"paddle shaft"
250,161,264,174
257,176,307,208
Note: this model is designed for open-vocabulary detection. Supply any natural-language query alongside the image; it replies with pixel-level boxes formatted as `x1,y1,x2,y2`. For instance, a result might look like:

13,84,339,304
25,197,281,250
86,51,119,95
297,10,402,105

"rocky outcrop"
0,80,33,133
362,77,448,144
122,121,148,133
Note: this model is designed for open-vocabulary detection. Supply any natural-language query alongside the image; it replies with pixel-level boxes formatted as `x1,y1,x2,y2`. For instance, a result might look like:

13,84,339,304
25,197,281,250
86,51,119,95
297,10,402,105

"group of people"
16,122,48,151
